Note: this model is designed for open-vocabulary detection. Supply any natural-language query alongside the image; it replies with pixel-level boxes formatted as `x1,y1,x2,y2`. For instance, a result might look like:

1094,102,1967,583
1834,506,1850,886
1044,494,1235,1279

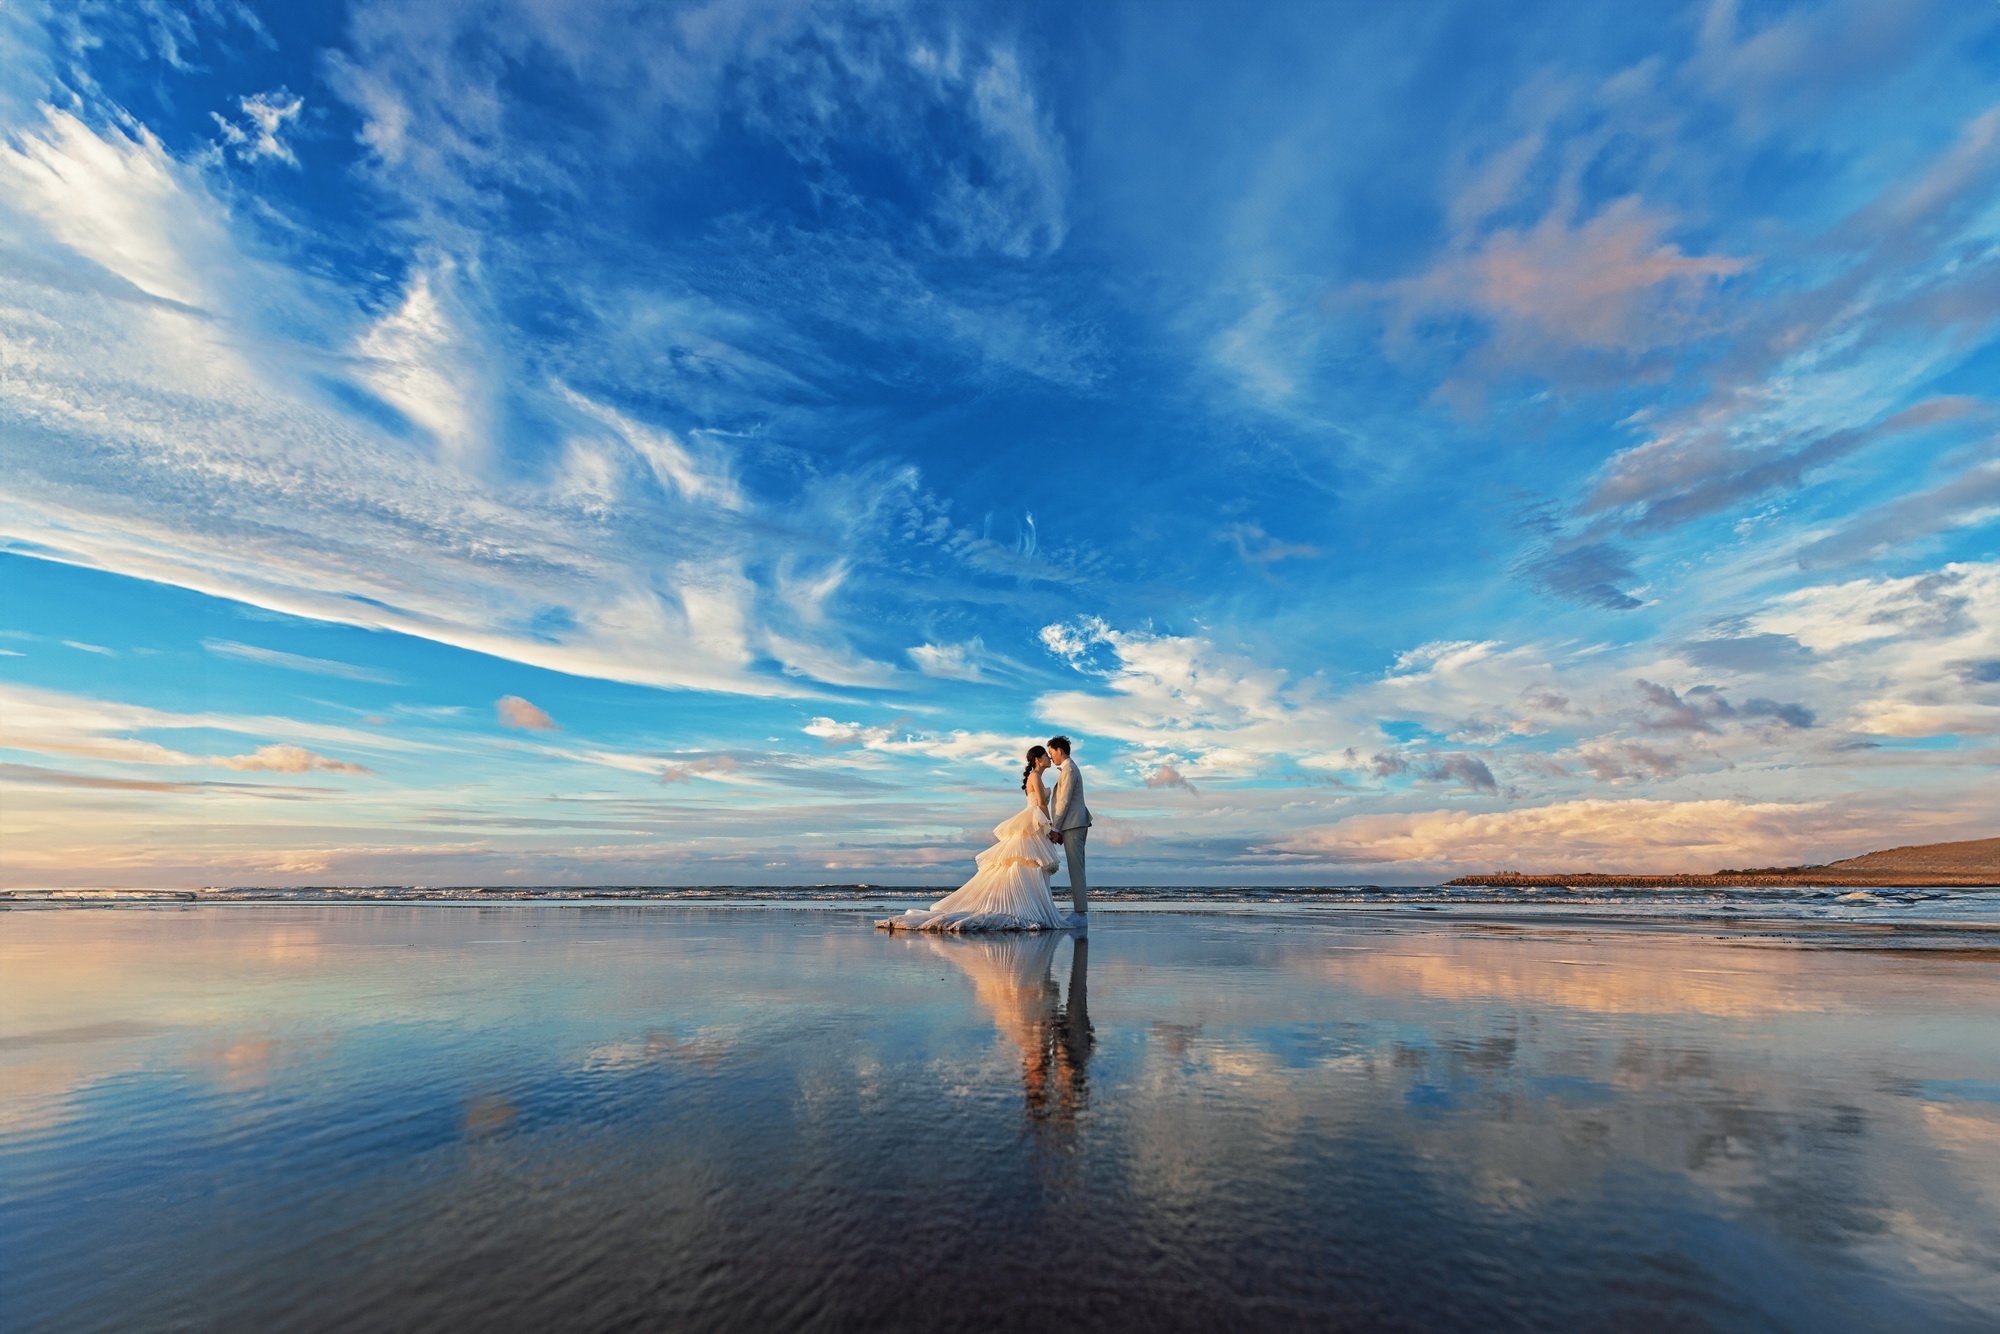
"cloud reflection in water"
1,906,1995,1329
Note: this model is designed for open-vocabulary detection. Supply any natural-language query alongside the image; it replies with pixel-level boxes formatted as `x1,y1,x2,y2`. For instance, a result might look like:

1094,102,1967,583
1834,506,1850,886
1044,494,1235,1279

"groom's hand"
1051,830,1063,843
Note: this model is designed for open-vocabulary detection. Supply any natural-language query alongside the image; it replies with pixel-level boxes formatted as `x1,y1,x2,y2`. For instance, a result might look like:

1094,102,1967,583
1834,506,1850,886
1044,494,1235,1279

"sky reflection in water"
2,906,1997,1331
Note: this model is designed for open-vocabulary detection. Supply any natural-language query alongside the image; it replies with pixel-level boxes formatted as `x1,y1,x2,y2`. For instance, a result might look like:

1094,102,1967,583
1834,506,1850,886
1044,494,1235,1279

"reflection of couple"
876,735,1093,934
920,932,1093,1129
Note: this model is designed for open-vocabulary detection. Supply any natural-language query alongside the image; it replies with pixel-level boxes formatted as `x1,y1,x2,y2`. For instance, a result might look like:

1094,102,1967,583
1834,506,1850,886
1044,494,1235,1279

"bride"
876,745,1074,933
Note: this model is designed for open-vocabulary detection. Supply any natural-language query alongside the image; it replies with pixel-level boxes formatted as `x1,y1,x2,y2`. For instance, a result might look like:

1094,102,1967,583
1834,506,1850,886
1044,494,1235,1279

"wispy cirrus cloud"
1507,94,2000,600
0,733,369,778
1219,522,1321,569
908,640,995,683
803,716,1021,765
205,639,400,685
1585,397,1988,535
0,100,886,698
1795,451,2000,569
0,0,1117,707
325,0,1071,258
0,681,422,767
3,0,1999,888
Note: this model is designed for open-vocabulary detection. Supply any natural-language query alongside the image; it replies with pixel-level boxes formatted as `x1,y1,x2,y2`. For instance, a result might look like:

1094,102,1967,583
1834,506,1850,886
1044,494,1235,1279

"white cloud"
326,0,1069,267
940,45,1069,258
0,681,407,771
0,107,232,310
1023,568,1995,804
212,89,303,167
803,716,1020,765
353,263,490,464
1210,289,1305,408
762,630,894,688
1855,702,2000,738
555,383,742,509
1037,617,1109,665
1033,617,1328,776
1702,564,2000,742
909,639,989,682
5,1,1995,891
1389,639,1502,678
0,101,882,700
1750,564,1989,651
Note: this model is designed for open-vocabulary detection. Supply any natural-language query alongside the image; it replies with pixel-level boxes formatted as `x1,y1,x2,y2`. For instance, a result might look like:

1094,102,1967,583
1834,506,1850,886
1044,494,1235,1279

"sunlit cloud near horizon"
1,0,1996,887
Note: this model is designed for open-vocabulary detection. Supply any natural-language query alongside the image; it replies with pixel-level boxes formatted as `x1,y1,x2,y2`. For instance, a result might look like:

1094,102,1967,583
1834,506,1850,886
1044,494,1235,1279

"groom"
1045,735,1093,927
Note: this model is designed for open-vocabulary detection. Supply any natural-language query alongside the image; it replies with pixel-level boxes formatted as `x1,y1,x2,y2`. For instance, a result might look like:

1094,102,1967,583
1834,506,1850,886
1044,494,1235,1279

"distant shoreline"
1449,835,2000,889
1447,872,2000,889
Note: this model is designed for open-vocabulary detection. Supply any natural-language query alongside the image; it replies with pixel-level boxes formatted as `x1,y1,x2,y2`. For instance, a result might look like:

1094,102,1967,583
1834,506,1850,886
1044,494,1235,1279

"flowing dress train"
876,779,1072,933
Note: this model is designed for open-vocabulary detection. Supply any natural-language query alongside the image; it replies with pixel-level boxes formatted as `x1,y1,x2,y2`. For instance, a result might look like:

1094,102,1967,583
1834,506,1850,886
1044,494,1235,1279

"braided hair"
1021,744,1049,790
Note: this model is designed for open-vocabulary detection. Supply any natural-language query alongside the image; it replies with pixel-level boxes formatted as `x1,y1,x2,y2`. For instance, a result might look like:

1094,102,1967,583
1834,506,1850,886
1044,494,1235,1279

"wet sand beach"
3,904,1997,1331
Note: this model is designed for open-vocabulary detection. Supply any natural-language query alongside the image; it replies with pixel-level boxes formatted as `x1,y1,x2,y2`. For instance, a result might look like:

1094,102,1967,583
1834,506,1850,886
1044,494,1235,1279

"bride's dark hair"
1021,744,1049,790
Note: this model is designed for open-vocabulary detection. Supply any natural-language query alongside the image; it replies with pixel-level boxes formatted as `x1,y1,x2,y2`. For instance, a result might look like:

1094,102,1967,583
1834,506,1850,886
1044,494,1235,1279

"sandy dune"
1821,837,2000,876
1449,836,2000,888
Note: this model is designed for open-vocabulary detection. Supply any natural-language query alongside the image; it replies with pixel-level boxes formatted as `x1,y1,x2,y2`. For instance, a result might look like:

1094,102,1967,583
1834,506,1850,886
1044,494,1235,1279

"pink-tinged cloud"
1855,702,2000,738
1465,198,1747,350
495,695,558,731
1272,798,1830,873
1322,932,1846,1019
220,744,370,775
1368,194,1747,405
659,755,742,784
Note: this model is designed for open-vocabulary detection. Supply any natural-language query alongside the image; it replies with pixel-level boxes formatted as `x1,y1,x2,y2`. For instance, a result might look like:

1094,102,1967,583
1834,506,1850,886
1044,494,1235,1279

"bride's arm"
1031,776,1050,816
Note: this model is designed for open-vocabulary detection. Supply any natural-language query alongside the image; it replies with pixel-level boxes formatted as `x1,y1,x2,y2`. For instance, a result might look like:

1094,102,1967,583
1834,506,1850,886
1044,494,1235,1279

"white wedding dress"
876,776,1073,933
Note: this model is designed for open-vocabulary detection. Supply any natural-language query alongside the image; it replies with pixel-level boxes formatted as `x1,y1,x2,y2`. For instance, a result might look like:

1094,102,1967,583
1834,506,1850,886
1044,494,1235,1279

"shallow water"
15,883,2000,928
3,906,1997,1331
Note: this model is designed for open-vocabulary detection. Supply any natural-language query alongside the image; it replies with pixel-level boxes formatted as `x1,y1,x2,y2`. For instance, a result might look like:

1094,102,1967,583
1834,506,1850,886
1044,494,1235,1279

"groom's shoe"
1069,912,1088,935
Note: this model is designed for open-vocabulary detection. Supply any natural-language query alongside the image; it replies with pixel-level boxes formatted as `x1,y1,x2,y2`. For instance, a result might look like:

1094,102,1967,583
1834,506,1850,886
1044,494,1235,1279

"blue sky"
1,0,1996,886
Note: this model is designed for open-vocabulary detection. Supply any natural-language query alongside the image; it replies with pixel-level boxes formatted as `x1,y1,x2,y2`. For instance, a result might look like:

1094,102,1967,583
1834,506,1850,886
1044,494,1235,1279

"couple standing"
876,734,1092,934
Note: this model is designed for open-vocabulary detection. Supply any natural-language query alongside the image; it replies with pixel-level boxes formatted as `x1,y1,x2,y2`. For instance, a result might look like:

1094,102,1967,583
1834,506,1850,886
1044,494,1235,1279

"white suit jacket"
1048,759,1093,833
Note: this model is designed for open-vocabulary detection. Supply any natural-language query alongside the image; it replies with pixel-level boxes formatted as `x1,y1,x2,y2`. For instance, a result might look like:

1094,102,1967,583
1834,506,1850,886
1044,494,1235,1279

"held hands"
1051,829,1064,844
